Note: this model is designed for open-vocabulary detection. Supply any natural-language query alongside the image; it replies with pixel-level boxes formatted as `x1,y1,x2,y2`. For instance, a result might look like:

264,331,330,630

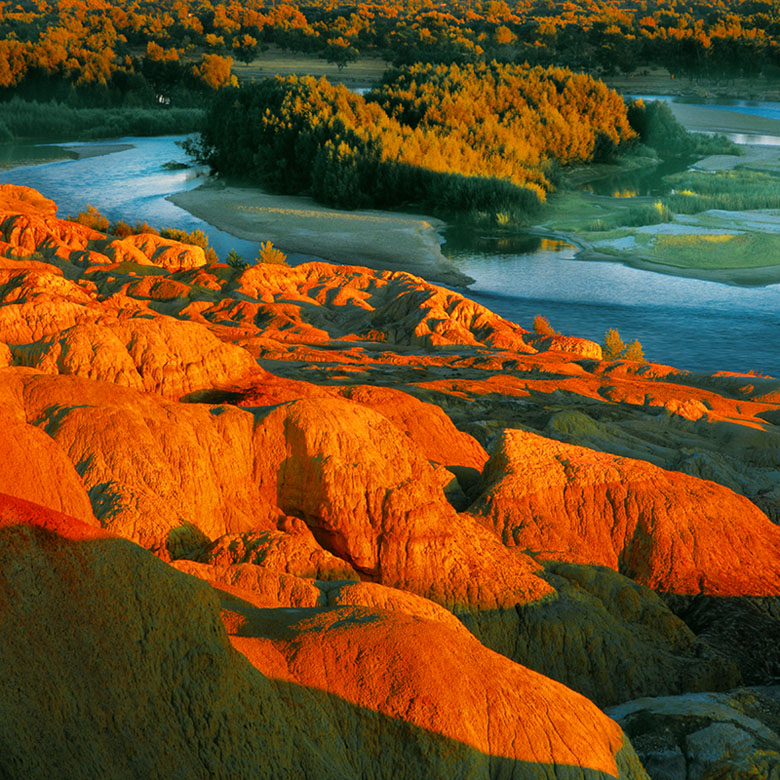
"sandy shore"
169,182,474,287
66,143,135,160
0,141,135,171
667,102,780,137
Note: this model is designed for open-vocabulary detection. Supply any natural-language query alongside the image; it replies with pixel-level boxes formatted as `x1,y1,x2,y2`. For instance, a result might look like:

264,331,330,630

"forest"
2,0,780,113
189,63,639,216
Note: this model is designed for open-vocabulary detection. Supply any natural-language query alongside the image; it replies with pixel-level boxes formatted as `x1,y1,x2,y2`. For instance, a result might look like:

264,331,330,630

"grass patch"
665,169,780,213
644,231,758,268
0,98,204,142
233,46,390,86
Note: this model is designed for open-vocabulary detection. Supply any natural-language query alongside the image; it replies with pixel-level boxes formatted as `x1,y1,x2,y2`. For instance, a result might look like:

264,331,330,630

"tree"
232,34,259,65
324,37,359,70
226,249,247,268
192,54,237,90
603,328,646,362
255,241,288,265
603,328,626,360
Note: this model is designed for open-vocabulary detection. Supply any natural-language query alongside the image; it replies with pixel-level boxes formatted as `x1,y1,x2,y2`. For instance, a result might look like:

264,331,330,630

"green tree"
226,249,247,268
323,38,359,70
255,241,288,265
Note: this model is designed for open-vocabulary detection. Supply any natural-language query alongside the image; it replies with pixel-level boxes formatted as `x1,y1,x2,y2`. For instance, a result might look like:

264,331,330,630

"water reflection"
579,156,691,197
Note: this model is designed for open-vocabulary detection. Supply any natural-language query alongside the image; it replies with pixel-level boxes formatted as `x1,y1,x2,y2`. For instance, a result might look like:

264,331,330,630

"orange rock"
0,492,649,779
14,369,266,552
171,559,324,609
253,397,552,609
16,318,261,398
471,428,780,596
0,416,97,526
227,261,537,351
103,233,207,271
203,527,360,580
530,334,604,359
227,602,648,777
336,384,488,470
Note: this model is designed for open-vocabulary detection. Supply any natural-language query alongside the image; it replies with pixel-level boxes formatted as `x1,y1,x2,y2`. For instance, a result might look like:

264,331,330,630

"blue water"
1,134,779,376
0,137,316,263
442,231,780,376
632,94,780,120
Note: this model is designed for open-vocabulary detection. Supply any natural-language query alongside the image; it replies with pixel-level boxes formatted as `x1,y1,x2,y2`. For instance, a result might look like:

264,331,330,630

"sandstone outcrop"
202,528,361,581
0,493,650,780
0,409,97,526
470,428,780,596
5,184,780,774
461,561,737,707
15,318,260,398
223,599,650,779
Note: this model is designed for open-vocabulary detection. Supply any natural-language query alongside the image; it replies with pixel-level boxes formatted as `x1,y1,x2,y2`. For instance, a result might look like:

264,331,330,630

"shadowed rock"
0,493,649,780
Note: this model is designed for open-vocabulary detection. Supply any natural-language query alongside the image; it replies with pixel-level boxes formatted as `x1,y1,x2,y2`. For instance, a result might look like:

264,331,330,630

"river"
1,130,779,377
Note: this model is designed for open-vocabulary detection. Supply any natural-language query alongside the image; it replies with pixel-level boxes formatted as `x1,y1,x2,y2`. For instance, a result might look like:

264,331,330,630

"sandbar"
65,143,135,160
169,182,474,287
667,102,780,137
0,141,135,171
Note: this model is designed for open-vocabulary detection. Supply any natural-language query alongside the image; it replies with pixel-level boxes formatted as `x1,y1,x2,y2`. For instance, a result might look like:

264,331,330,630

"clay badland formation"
2,183,780,777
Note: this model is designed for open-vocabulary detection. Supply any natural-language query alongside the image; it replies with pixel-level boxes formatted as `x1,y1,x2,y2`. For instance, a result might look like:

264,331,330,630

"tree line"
3,0,780,109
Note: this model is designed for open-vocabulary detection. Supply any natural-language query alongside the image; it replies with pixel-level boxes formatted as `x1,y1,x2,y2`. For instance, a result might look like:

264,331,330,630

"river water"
1,131,779,376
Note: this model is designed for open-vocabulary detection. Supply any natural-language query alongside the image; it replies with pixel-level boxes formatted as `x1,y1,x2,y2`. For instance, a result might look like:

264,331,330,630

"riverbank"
605,67,780,102
169,181,474,287
0,141,136,171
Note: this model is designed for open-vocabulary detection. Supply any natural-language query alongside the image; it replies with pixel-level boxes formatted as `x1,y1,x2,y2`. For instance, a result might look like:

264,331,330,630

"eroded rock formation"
2,184,780,774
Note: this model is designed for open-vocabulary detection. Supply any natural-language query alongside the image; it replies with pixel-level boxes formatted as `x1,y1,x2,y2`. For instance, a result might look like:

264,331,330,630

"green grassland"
0,99,204,143
233,47,390,87
539,156,780,277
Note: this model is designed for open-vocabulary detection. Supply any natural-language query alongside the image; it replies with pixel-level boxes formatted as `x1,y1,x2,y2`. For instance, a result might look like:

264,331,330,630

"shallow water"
632,94,780,122
0,137,316,263
1,134,779,376
442,230,780,376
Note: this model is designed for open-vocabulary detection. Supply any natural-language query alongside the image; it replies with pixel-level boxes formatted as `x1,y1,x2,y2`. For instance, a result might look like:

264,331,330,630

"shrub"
225,249,247,268
75,204,109,232
603,327,646,362
627,99,739,159
255,241,288,266
533,314,560,337
622,339,646,362
0,98,204,142
109,219,160,238
159,227,219,263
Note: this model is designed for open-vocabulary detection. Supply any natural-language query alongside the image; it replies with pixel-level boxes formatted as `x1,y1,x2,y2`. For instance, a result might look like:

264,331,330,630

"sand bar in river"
169,182,473,287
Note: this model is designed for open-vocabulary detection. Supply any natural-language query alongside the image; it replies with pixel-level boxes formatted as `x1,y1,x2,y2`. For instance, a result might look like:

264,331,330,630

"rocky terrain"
1,183,780,778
